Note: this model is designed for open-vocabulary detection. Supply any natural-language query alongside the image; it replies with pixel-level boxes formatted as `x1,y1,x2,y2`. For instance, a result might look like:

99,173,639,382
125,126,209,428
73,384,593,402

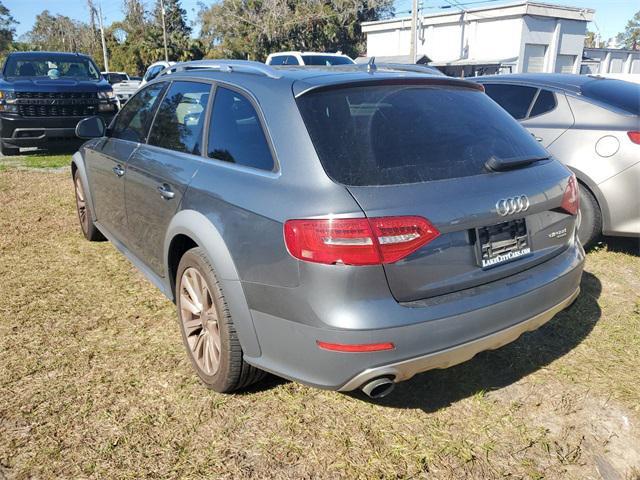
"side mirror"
76,116,105,139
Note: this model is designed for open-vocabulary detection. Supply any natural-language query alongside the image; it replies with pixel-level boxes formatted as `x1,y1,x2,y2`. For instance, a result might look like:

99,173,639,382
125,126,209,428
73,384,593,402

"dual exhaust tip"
360,377,395,399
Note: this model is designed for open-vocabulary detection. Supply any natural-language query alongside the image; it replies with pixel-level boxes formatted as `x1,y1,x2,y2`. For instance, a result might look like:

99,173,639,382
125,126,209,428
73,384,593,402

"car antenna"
367,56,377,73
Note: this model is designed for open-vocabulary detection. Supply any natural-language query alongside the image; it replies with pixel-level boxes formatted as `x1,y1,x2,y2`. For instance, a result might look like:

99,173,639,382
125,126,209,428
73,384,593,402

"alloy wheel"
74,177,88,234
179,267,221,376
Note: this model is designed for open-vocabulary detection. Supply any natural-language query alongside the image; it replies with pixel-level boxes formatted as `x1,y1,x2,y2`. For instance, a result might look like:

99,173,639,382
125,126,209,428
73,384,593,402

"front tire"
577,185,602,248
73,170,105,241
176,247,264,392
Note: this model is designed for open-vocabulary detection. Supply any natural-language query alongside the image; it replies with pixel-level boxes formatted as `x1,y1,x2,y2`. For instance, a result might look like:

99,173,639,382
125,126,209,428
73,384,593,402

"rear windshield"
3,54,101,80
296,83,549,186
301,55,354,66
581,78,640,115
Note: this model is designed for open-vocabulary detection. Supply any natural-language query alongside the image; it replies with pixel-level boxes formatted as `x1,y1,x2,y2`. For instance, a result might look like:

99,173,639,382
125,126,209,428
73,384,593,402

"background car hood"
0,78,111,93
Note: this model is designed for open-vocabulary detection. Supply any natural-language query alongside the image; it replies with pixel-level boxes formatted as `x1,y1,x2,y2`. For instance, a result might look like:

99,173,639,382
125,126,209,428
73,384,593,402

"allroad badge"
496,195,530,216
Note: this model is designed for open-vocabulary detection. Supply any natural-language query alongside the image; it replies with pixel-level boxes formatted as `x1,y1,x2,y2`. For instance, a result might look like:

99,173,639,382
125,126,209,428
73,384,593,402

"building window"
523,44,547,73
555,55,576,74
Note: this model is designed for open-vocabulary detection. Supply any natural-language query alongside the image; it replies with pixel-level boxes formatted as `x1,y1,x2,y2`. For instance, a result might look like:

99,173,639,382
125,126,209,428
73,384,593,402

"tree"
25,10,102,63
616,10,640,50
145,0,202,62
0,1,17,53
198,0,394,61
152,0,191,37
584,30,599,48
108,0,151,74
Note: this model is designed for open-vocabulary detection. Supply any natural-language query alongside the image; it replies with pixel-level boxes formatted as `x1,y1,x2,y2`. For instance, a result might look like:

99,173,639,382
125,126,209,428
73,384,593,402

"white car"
101,72,141,105
265,51,355,66
140,61,176,86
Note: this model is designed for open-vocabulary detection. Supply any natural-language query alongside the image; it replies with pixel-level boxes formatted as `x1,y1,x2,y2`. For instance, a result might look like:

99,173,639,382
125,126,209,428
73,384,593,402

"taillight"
561,174,579,215
283,216,439,266
628,131,640,145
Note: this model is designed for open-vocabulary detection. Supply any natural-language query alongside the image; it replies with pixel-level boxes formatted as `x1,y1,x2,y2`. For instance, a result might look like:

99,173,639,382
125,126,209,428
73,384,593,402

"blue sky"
6,0,639,41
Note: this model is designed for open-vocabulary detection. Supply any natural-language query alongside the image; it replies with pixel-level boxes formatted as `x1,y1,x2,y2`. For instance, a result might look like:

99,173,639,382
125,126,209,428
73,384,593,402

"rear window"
301,55,354,66
581,79,640,115
296,83,548,186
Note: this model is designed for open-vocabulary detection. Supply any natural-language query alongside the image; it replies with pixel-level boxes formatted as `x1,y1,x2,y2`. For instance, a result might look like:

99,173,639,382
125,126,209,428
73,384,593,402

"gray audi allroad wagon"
71,60,584,398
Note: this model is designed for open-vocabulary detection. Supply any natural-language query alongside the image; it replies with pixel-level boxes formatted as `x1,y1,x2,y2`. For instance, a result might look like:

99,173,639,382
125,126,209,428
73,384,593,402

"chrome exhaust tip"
361,377,395,399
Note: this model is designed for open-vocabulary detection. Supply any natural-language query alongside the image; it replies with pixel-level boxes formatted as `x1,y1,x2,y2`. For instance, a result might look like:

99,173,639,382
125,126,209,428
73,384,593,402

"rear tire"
176,247,265,392
577,185,602,248
73,170,106,241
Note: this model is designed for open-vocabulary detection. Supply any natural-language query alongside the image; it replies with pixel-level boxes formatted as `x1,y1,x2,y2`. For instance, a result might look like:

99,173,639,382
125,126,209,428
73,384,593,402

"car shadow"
592,236,640,256
349,271,602,412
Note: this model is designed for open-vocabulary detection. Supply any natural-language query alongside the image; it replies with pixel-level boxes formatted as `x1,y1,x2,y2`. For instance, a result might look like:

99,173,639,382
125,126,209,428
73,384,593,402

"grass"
0,152,73,171
0,169,639,479
21,154,72,169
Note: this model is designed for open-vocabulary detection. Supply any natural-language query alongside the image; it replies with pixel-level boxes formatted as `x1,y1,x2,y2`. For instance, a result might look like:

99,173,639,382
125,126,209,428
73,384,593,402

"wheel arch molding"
164,209,262,357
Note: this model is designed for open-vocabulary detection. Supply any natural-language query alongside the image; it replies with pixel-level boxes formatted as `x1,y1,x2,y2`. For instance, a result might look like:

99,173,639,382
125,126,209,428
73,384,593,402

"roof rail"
159,60,282,79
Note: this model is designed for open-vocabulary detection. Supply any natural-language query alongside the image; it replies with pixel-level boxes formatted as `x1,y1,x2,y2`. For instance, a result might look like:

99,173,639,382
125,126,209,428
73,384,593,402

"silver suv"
72,60,584,398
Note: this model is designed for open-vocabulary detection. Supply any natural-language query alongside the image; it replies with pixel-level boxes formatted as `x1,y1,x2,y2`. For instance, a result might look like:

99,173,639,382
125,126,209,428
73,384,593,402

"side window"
111,82,165,143
207,87,274,171
147,81,211,155
285,56,299,65
529,89,557,117
483,84,537,120
269,56,286,66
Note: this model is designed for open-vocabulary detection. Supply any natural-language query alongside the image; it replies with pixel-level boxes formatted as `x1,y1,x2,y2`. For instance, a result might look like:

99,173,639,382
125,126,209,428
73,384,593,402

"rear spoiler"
294,76,485,98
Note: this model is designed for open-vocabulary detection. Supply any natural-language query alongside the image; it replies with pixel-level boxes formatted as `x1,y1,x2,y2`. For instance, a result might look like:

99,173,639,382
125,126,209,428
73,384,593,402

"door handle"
157,184,175,200
112,165,125,177
535,136,543,142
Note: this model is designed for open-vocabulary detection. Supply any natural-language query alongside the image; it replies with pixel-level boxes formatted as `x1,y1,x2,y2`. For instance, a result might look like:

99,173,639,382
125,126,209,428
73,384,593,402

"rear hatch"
296,78,578,302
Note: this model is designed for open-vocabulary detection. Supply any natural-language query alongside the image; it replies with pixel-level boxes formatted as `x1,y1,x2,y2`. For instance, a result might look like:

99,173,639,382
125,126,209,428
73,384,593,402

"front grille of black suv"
15,91,99,117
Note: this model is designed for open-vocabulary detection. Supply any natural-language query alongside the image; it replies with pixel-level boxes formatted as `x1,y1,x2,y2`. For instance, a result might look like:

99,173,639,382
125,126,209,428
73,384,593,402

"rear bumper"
0,114,114,147
244,240,585,390
339,287,579,390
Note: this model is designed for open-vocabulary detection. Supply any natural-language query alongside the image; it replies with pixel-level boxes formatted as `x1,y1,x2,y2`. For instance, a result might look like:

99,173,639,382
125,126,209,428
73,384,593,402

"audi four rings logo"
496,195,530,216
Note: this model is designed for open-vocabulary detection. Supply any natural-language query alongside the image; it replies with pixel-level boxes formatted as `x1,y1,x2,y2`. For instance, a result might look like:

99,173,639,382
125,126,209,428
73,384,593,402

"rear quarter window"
529,89,557,117
296,83,548,186
482,83,537,120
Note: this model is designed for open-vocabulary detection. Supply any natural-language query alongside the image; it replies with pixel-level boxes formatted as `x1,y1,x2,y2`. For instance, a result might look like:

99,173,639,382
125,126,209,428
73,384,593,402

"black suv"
0,51,117,155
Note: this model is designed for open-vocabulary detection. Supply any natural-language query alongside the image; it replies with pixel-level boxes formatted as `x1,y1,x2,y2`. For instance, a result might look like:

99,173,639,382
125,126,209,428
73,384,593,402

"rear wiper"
485,155,549,172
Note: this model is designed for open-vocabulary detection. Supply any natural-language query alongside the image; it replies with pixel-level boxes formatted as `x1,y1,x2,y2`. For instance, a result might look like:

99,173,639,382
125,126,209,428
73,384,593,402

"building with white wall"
360,1,595,76
582,47,640,74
